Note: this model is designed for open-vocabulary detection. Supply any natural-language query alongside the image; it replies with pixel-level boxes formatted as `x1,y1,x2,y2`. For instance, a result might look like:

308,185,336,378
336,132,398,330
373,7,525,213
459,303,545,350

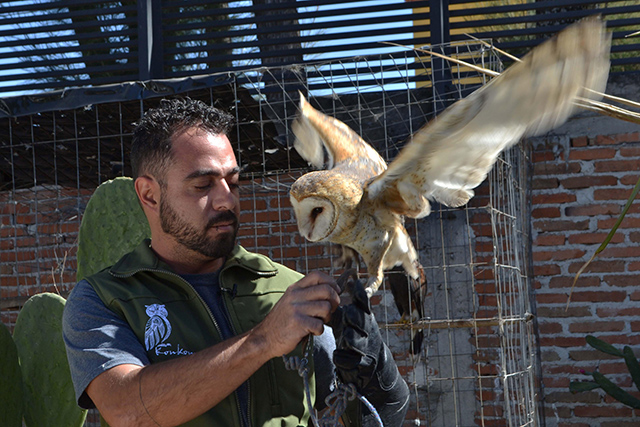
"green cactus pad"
13,293,87,427
77,176,150,281
0,321,23,427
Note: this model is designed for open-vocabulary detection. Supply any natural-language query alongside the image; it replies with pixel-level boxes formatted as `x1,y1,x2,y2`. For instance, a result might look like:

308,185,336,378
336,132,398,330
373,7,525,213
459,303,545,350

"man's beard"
159,197,238,259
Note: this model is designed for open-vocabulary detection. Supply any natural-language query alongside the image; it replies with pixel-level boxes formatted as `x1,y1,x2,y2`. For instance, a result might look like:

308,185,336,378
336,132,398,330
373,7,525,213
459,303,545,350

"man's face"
158,127,241,260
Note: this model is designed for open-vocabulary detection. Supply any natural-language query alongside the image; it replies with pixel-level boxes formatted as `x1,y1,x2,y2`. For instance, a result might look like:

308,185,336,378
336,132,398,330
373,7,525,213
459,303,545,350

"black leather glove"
328,271,410,427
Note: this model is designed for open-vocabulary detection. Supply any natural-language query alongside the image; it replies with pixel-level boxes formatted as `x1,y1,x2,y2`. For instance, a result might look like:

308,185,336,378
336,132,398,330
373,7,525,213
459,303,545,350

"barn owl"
289,17,611,298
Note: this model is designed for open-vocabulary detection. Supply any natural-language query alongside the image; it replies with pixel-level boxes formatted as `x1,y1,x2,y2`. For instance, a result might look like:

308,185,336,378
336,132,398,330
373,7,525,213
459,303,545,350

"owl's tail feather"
412,329,424,355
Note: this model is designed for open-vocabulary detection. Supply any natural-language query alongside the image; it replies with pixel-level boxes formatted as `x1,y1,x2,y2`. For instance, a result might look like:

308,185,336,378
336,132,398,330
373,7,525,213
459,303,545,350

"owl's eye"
311,207,323,219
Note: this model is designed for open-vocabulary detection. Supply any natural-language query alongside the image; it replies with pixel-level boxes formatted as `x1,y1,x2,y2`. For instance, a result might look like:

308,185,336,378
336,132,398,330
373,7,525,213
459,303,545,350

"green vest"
86,240,315,427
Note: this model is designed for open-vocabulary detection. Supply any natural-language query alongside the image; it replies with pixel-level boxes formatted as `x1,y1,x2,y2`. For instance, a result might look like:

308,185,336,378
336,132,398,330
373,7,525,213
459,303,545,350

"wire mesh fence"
0,41,539,426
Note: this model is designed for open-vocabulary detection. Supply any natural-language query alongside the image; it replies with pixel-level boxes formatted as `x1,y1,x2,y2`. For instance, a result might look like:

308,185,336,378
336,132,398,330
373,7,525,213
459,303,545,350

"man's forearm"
88,328,272,427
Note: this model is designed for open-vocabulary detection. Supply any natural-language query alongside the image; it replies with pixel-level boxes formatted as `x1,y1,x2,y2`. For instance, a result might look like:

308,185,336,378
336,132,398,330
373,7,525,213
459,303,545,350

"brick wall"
0,186,93,328
531,86,640,426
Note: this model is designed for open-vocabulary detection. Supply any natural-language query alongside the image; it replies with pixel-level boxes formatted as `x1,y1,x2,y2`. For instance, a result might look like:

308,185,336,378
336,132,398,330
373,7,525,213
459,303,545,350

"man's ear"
135,175,160,214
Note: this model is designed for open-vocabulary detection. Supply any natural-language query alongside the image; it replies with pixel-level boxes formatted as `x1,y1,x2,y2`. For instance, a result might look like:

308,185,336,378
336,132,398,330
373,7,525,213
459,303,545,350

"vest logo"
144,304,172,351
143,304,194,356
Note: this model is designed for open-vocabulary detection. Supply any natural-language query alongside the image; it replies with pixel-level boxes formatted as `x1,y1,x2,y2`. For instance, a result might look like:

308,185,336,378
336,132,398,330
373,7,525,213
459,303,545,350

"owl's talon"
365,276,382,296
365,286,374,299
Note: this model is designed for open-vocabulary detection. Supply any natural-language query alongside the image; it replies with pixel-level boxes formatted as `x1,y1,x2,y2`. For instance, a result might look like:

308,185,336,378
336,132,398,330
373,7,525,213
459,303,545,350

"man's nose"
211,180,236,211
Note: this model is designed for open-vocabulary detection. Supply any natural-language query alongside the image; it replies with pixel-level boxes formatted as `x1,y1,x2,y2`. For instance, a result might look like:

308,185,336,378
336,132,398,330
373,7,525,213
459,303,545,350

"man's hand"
328,272,409,427
255,271,341,358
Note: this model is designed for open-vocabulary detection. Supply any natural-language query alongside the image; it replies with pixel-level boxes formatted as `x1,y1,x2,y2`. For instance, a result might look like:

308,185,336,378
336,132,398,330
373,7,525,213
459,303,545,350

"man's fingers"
290,280,340,312
294,271,341,295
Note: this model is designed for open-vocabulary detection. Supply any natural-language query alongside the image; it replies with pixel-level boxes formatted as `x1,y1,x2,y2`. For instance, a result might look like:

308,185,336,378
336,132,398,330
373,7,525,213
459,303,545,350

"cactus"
77,176,150,281
569,335,640,409
12,293,87,427
0,321,23,427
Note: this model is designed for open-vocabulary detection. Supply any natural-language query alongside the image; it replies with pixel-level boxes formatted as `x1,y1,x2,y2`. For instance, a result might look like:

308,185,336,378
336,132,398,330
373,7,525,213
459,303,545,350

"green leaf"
0,322,23,427
568,175,640,308
569,381,601,393
623,346,640,393
593,372,640,409
585,335,624,357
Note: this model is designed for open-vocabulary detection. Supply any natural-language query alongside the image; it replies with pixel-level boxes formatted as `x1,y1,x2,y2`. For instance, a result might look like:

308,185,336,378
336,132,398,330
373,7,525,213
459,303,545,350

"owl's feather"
387,263,427,355
367,16,610,218
292,95,387,174
290,17,611,300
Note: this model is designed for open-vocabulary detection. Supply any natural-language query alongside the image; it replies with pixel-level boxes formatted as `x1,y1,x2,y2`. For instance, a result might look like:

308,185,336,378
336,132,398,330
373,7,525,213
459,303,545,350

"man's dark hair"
131,97,235,182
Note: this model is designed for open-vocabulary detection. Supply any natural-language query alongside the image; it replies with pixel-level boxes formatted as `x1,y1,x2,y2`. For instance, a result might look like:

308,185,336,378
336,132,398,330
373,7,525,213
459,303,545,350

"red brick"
599,216,640,230
620,147,640,157
534,264,561,276
537,306,592,318
627,203,640,214
549,276,600,288
620,174,640,186
533,249,586,262
476,405,504,417
537,293,572,304
568,232,624,245
534,219,589,232
532,150,556,163
240,198,267,211
596,132,640,145
565,204,620,217
569,349,620,361
533,162,581,176
542,376,570,388
533,177,560,189
1,227,26,238
574,405,633,418
594,188,640,201
532,206,561,218
532,193,577,205
595,159,640,173
602,274,640,287
545,391,601,404
539,321,563,334
569,321,625,333
535,234,565,246
598,307,640,317
571,136,588,147
599,246,640,259
561,175,618,189
569,147,616,160
269,196,294,208
568,290,627,303
568,260,625,274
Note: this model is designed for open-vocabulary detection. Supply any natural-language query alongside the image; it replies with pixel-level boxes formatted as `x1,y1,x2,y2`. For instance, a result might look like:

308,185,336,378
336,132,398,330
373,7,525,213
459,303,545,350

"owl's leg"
331,245,361,271
363,238,394,298
365,275,383,298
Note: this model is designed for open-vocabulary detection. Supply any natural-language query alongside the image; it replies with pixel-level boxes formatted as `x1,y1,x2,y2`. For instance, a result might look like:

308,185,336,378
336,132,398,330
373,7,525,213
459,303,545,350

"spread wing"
292,94,387,174
367,16,611,218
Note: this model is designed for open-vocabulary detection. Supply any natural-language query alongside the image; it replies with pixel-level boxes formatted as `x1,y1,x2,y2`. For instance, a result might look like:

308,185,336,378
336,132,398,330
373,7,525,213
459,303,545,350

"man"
63,97,409,426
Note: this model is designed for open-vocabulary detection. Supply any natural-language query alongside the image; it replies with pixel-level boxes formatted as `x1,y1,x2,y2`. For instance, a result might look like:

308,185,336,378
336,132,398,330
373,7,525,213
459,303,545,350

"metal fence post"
429,0,453,114
138,0,163,81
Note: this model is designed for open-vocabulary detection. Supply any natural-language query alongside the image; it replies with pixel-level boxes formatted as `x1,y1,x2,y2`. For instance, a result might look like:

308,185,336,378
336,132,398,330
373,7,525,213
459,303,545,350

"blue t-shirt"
62,274,337,413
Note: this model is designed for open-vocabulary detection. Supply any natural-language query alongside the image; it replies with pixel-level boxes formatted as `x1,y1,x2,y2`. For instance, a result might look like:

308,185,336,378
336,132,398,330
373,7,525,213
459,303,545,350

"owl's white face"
290,195,337,242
